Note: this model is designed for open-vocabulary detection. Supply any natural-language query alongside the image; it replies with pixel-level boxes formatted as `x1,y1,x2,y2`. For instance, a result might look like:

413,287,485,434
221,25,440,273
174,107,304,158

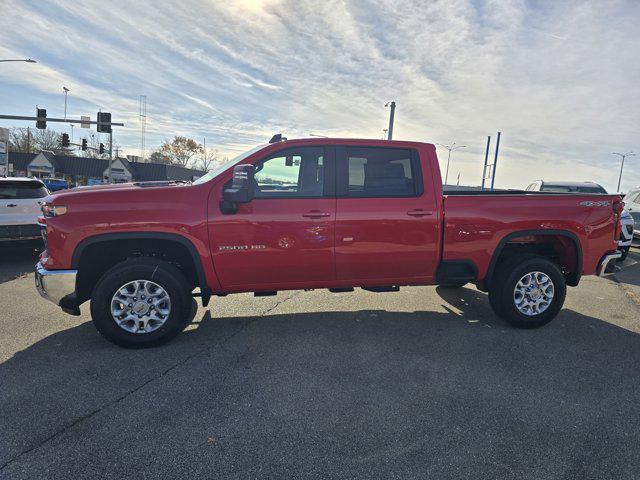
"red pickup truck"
35,137,623,347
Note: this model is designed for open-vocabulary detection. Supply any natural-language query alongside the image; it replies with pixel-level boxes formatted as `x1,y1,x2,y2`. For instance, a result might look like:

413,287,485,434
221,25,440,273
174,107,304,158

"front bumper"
596,251,622,276
35,262,78,310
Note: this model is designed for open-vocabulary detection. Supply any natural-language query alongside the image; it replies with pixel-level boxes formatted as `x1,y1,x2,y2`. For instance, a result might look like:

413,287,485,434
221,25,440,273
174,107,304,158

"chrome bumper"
35,262,78,306
596,251,622,276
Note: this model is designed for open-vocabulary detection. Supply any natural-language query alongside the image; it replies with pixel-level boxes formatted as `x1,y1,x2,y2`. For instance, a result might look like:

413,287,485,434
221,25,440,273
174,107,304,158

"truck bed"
441,192,621,282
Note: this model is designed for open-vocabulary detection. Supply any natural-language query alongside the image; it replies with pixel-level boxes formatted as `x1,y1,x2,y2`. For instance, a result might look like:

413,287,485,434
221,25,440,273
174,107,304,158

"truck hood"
45,181,189,204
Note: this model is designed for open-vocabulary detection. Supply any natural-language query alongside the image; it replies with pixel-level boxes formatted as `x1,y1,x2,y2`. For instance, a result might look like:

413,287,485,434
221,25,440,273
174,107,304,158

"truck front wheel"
488,254,566,329
90,258,193,348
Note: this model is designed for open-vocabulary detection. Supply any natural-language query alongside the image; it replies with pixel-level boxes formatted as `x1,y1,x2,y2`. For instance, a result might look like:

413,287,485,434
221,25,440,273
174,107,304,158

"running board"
361,286,400,293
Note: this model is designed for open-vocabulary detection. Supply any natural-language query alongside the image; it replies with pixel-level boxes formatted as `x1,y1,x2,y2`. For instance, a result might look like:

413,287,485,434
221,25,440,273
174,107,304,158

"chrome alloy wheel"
110,280,171,334
513,271,555,316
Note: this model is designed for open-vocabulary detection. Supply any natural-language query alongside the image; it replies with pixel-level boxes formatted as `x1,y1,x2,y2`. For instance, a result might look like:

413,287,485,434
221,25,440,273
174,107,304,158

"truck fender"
71,232,212,301
479,229,583,290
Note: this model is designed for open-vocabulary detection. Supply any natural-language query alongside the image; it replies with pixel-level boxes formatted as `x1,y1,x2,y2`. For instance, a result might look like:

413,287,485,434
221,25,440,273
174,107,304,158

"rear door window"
339,147,422,197
0,181,49,199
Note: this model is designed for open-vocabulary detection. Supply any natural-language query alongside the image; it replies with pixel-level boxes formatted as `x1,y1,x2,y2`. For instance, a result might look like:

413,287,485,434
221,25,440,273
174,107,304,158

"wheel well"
75,238,199,303
482,233,581,290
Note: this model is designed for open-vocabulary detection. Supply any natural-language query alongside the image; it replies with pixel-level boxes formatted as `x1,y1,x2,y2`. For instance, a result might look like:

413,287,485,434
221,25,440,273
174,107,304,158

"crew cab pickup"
35,138,623,347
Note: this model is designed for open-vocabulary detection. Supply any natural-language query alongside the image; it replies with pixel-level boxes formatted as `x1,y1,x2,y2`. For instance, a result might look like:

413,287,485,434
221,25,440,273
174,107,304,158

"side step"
254,291,277,297
361,286,400,293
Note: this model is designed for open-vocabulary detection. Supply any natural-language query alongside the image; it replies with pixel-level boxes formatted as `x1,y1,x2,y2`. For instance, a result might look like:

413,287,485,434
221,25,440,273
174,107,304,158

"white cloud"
0,0,638,191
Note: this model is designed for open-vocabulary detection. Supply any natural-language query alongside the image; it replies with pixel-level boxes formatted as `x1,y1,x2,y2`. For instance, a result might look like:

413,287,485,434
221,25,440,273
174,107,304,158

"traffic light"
81,138,87,151
99,143,105,154
96,112,111,133
36,108,47,129
61,133,70,147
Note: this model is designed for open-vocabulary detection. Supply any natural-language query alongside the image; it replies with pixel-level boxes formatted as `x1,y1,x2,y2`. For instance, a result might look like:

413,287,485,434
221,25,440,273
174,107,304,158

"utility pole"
613,151,635,192
63,87,70,120
108,131,113,183
437,142,467,185
490,132,501,191
385,101,396,140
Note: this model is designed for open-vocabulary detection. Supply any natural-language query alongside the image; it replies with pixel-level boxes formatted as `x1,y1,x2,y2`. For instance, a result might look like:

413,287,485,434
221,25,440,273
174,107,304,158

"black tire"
488,254,566,329
618,247,629,262
90,257,193,348
439,282,467,289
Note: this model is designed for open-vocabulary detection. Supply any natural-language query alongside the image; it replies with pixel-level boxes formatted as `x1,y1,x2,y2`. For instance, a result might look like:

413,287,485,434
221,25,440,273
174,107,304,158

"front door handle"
6,204,17,208
407,209,433,217
302,210,331,218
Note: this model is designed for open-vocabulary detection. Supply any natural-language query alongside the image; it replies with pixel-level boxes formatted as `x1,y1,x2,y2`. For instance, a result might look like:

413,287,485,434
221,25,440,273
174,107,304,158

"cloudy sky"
1,0,639,191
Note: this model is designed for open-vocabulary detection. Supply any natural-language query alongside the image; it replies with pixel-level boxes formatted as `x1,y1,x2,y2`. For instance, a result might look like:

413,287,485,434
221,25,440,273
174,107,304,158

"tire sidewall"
90,260,191,347
499,257,566,328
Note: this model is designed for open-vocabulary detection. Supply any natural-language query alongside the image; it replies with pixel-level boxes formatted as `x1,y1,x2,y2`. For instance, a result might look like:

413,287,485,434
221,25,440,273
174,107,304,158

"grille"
0,224,41,240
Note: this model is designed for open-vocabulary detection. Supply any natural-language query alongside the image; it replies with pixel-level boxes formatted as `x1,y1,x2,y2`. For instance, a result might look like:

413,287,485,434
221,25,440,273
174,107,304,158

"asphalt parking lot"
1,244,640,479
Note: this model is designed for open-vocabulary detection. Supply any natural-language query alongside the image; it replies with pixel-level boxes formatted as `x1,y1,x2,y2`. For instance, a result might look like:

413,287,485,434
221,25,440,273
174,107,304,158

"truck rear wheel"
90,258,193,348
488,254,566,329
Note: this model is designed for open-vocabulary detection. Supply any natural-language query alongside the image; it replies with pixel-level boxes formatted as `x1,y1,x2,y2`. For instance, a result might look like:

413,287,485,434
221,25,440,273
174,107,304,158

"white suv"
624,187,640,241
0,177,49,242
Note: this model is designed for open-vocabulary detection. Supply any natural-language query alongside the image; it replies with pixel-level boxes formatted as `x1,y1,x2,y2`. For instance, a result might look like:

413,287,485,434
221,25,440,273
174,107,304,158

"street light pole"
437,142,467,185
613,151,635,192
385,101,396,140
0,59,37,63
63,87,70,120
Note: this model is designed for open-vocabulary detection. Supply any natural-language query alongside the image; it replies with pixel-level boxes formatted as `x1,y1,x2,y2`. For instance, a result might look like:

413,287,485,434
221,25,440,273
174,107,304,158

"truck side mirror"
221,164,255,214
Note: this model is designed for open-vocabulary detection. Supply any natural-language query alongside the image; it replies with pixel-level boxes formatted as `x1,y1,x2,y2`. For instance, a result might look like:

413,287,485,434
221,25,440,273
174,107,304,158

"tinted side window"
0,182,48,199
345,147,420,197
254,146,324,198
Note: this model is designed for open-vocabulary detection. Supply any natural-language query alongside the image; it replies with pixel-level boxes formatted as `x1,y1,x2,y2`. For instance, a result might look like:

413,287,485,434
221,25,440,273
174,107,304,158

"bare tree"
8,127,73,155
148,151,171,164
156,136,203,167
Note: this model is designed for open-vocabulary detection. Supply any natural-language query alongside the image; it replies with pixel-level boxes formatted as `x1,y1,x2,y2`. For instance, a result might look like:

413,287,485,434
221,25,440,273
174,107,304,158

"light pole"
0,59,37,63
63,87,70,120
613,151,635,193
437,142,467,185
385,101,396,140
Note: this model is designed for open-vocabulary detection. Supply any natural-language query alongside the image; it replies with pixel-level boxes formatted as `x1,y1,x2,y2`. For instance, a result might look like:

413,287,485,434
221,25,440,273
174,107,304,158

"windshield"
192,143,268,185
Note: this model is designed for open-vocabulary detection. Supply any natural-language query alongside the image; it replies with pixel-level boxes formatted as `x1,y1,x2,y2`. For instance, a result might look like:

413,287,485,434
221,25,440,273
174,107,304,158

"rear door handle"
407,209,433,217
6,204,17,208
302,210,331,218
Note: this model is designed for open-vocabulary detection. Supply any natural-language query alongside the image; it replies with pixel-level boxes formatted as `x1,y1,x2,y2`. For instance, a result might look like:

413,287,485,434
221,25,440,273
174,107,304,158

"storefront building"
5,152,206,185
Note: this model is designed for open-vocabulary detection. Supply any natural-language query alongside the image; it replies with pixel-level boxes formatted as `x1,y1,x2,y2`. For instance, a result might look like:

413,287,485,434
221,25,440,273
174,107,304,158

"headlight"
41,204,68,217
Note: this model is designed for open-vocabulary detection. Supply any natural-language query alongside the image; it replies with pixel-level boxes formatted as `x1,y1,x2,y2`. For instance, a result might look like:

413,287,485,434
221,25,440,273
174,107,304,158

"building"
6,152,206,185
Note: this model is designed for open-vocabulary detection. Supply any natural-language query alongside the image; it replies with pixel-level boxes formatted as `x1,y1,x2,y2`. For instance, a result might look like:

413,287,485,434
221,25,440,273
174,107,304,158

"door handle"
302,210,331,218
6,204,17,208
407,209,433,217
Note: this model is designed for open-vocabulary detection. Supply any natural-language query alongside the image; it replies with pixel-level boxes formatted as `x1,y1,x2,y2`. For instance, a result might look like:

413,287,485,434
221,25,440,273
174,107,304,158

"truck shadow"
2,287,640,473
0,241,42,284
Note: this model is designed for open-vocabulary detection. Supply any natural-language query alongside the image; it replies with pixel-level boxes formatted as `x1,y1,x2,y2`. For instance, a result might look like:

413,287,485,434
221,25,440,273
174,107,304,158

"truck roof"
270,137,435,149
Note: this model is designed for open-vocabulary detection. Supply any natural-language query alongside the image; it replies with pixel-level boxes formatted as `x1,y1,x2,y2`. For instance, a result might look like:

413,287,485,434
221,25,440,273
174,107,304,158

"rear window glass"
0,182,49,199
345,147,420,197
540,184,606,194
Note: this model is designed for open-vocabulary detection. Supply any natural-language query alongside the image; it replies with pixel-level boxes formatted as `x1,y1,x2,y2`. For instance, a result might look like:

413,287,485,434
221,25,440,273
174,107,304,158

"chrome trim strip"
596,251,622,276
35,262,77,305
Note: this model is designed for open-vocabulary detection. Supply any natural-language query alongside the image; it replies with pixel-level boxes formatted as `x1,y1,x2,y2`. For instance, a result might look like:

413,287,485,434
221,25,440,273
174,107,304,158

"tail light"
613,199,624,215
613,199,624,241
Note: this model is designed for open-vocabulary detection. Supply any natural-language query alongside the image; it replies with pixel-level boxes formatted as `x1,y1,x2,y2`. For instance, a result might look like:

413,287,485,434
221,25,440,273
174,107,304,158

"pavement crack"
1,291,302,472
0,315,250,472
